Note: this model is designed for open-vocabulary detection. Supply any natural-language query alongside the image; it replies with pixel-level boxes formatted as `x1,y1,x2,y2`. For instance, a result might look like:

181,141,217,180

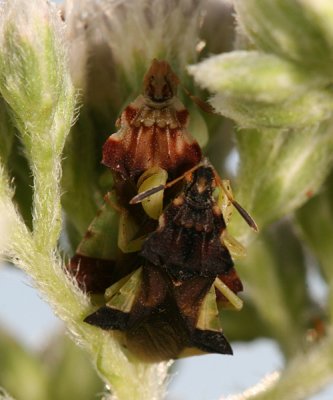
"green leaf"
189,52,326,103
211,88,333,129
189,52,333,129
234,0,333,77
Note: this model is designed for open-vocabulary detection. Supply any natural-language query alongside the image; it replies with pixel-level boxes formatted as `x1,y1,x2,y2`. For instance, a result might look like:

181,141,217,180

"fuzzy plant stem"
0,1,169,399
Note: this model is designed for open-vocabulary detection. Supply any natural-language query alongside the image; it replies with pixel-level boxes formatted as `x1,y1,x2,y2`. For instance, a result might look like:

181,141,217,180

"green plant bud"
211,88,333,130
189,52,325,103
189,52,333,129
233,0,333,76
0,0,75,157
232,121,333,235
0,0,76,249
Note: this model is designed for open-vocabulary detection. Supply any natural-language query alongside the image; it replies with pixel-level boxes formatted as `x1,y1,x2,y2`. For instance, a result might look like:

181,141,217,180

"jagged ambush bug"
68,59,204,293
69,59,257,362
103,58,202,183
85,160,257,361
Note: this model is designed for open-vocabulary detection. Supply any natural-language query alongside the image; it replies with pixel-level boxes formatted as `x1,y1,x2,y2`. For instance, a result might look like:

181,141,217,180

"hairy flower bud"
189,52,333,129
0,0,75,156
233,0,333,76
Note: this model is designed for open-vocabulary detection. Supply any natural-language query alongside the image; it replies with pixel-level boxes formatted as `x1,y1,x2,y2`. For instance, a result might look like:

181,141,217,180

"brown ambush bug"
68,59,203,293
84,160,257,361
69,59,257,361
103,58,202,183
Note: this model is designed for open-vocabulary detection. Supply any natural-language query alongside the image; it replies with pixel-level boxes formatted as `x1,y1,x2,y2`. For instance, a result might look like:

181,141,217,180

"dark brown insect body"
85,165,241,360
141,166,234,280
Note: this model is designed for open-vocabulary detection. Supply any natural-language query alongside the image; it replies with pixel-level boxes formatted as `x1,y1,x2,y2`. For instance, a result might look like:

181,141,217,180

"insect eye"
162,83,172,99
146,78,156,99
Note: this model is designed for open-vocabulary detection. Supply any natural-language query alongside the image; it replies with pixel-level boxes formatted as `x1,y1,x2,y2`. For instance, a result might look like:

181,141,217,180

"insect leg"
214,277,243,311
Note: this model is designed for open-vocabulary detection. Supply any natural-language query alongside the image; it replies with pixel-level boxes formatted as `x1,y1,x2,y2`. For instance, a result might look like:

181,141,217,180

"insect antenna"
181,84,216,114
232,200,258,232
129,163,203,205
130,184,165,204
214,172,258,232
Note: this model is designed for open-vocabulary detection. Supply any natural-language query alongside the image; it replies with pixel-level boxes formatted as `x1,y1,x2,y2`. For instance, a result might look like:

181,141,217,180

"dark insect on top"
84,164,242,361
141,165,234,280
